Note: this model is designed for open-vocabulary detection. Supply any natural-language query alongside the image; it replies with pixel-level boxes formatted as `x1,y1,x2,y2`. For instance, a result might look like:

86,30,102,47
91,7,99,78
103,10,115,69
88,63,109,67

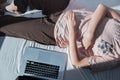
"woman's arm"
82,4,107,49
66,11,90,68
83,4,120,49
87,4,120,33
5,0,29,15
5,1,20,15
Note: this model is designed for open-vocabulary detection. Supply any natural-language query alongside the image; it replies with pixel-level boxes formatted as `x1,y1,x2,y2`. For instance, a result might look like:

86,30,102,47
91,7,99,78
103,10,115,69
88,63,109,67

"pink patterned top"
54,0,120,72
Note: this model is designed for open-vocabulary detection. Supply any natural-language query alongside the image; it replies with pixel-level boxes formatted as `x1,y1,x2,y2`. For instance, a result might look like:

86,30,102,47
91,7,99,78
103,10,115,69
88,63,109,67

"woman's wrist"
86,27,94,33
69,28,76,36
85,28,95,38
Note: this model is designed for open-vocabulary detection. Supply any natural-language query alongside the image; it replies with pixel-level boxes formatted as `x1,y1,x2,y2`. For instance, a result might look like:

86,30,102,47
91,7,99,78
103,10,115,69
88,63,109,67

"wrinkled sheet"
0,36,70,80
0,36,120,80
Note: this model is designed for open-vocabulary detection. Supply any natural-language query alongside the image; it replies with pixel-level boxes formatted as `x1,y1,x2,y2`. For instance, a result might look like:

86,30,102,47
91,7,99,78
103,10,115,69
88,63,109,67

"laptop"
19,47,67,80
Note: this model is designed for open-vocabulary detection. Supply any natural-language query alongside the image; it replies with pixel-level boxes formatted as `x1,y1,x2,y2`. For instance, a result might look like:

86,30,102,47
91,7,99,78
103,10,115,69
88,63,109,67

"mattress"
0,36,120,80
0,36,69,80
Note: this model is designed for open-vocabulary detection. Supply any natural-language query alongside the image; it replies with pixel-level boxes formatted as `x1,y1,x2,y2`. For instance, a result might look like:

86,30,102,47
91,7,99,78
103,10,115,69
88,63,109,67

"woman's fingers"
66,10,76,29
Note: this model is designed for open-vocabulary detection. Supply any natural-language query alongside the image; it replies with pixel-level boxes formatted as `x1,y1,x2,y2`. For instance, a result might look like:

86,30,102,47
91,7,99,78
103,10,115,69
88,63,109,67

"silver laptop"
20,47,67,80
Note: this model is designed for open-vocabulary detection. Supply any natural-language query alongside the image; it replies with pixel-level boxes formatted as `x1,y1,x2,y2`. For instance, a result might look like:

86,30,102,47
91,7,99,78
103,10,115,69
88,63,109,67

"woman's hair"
14,0,28,13
0,1,10,12
0,0,7,4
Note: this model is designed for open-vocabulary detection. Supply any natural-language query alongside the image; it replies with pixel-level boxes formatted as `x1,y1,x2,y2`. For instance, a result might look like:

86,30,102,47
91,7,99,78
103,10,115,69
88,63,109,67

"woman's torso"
54,0,120,58
54,7,92,48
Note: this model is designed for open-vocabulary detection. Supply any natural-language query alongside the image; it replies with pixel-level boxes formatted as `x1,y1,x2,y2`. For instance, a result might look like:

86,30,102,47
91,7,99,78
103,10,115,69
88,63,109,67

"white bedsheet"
0,35,120,80
0,36,73,80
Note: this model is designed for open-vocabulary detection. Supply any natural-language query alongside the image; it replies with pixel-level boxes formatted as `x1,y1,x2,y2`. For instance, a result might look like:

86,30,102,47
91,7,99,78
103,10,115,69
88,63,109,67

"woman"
0,0,120,72
54,3,120,72
0,0,70,45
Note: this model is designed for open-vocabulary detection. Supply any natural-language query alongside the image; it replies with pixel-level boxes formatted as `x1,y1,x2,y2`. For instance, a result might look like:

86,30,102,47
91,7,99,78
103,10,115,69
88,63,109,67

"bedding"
5,9,45,18
0,36,120,80
0,0,120,80
0,36,68,80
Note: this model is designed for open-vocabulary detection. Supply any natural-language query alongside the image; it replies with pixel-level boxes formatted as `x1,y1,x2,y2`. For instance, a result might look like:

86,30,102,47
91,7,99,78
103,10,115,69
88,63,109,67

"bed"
0,0,120,80
0,36,120,80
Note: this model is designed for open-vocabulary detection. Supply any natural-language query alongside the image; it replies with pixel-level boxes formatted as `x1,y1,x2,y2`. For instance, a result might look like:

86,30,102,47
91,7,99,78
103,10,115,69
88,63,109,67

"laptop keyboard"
25,60,60,79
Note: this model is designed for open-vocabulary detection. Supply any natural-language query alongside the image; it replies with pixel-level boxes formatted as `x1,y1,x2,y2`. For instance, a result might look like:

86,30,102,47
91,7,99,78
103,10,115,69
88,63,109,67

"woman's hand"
66,10,77,31
82,31,94,49
5,1,20,15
